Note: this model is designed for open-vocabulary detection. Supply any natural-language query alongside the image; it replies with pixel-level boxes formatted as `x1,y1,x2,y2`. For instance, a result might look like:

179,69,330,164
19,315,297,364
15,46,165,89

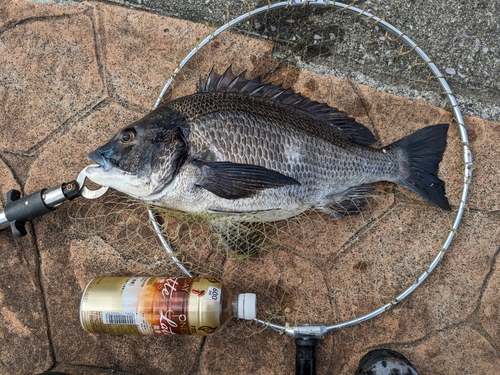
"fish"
85,67,451,253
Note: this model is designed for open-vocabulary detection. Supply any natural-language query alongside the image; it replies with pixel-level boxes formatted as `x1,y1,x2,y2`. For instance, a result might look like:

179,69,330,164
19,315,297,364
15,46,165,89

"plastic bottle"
80,277,256,336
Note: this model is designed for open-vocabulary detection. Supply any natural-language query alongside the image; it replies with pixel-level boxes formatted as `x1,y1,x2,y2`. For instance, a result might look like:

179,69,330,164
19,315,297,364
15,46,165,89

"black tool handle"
0,181,80,237
4,189,52,236
295,337,317,375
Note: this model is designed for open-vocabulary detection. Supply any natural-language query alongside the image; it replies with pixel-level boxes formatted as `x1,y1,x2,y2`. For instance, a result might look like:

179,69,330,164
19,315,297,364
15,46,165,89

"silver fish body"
86,67,450,227
148,95,405,221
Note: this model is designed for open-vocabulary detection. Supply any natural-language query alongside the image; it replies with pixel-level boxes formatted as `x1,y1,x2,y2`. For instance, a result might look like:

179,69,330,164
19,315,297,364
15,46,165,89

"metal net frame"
147,0,472,338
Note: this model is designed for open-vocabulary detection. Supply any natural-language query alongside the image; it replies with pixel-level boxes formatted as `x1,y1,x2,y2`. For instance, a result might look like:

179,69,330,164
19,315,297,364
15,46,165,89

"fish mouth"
87,151,118,172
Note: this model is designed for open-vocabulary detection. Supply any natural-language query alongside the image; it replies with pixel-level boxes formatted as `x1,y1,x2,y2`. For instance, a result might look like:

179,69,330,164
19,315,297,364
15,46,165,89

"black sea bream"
86,67,450,251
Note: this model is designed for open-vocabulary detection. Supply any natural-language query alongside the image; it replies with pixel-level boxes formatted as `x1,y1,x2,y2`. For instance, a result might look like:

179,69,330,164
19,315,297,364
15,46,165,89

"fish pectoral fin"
211,219,266,256
192,160,300,199
318,185,374,218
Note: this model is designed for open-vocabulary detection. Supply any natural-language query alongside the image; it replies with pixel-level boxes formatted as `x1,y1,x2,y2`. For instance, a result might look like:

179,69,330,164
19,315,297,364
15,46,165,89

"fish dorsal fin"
197,66,377,146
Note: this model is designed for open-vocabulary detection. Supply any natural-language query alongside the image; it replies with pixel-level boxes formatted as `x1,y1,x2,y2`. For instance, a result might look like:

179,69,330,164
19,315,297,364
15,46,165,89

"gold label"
187,277,223,335
80,277,223,336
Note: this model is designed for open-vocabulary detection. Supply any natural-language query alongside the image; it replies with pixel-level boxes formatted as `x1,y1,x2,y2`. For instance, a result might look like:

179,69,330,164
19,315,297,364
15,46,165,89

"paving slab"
0,1,498,375
0,160,52,374
0,8,104,154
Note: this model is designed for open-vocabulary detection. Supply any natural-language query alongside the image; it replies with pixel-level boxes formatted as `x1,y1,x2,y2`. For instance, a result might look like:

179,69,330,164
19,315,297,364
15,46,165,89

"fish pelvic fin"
192,160,300,199
211,219,266,256
389,124,451,210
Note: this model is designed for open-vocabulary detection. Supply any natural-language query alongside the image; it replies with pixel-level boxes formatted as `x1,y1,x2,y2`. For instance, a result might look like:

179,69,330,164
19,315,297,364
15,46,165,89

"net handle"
148,0,472,337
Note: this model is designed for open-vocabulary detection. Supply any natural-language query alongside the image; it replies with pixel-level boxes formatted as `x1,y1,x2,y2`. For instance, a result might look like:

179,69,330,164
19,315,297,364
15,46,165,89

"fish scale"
164,95,398,216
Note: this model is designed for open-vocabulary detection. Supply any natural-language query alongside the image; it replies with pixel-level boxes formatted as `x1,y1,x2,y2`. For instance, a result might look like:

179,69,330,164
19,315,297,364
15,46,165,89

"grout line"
89,5,111,101
26,97,111,155
0,152,25,194
28,221,57,370
189,337,207,374
0,14,73,35
468,320,500,357
89,4,149,114
473,244,500,312
50,361,137,374
464,243,500,355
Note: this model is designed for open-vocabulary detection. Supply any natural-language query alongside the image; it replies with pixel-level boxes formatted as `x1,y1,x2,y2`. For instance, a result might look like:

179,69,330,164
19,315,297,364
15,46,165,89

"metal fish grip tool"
147,1,472,374
0,166,108,237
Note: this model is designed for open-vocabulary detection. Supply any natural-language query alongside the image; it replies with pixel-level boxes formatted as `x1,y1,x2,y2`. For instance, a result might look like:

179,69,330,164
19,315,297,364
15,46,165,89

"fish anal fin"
193,160,300,200
319,185,374,218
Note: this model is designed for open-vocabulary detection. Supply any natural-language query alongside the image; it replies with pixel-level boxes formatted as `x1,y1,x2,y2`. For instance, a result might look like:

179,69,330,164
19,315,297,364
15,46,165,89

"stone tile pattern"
0,1,499,374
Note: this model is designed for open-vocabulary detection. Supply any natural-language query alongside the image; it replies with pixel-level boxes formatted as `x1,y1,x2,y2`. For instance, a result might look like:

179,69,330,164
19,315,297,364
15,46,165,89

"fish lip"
87,151,117,172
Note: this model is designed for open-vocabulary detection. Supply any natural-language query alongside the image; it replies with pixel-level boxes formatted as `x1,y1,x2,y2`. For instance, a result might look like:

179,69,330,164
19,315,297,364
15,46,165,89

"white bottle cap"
237,293,257,320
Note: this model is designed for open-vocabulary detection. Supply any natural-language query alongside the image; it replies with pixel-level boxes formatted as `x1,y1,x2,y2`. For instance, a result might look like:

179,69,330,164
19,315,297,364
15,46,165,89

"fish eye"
120,129,136,142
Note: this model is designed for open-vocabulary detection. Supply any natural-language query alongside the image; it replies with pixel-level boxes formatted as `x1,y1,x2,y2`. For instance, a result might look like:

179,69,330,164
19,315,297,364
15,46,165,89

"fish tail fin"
389,124,451,210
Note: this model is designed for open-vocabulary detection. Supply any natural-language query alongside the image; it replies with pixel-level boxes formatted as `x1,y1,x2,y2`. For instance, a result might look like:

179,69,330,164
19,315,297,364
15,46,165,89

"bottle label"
80,277,224,336
206,286,222,303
